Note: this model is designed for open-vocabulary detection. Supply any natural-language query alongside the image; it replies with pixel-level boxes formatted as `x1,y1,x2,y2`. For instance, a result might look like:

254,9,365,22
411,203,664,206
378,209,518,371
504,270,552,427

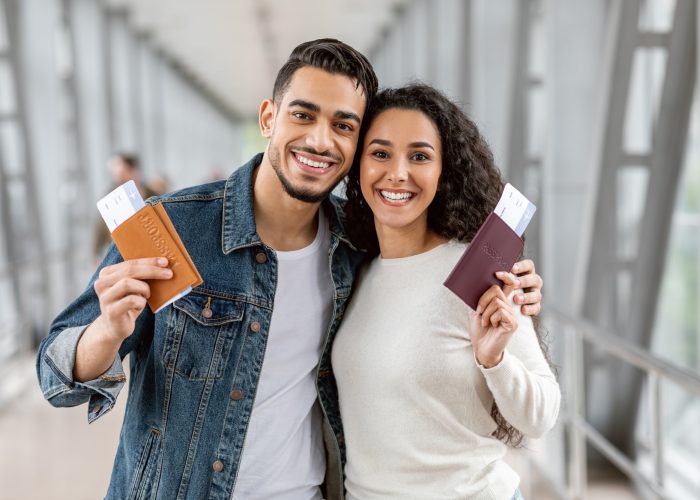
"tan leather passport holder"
111,203,203,312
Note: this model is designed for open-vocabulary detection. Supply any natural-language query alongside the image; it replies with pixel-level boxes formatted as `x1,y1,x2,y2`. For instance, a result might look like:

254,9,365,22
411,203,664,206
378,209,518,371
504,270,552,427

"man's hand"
73,257,172,383
497,258,543,316
93,257,173,342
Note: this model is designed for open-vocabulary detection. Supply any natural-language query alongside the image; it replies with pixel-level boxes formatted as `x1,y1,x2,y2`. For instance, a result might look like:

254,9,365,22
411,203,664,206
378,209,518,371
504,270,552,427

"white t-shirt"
332,241,561,500
232,213,332,500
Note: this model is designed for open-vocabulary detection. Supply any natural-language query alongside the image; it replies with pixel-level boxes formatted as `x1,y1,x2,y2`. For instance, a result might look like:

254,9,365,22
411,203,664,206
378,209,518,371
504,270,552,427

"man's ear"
259,99,276,138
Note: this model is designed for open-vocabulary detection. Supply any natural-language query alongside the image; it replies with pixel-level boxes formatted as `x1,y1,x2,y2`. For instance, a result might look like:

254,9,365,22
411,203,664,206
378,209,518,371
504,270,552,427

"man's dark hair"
272,38,378,108
113,152,139,170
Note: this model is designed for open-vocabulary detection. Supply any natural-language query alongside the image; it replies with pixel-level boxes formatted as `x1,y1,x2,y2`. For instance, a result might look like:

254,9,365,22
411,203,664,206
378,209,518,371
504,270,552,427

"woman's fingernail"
158,257,168,266
513,263,520,273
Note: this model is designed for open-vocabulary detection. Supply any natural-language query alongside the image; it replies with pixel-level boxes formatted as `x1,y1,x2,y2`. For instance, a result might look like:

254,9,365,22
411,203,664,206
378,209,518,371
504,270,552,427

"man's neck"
253,156,321,251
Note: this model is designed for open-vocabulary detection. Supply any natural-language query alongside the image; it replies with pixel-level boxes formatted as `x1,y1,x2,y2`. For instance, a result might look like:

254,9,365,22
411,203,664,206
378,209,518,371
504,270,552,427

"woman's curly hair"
345,84,504,255
344,83,550,447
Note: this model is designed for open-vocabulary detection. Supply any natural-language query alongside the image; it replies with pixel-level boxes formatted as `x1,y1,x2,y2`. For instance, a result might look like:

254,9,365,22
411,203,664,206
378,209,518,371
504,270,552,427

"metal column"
57,0,90,295
0,0,50,354
580,0,697,453
505,0,544,263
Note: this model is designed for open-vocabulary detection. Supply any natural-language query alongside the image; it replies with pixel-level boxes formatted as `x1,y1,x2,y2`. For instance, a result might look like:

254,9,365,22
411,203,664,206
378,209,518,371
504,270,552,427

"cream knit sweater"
332,241,560,500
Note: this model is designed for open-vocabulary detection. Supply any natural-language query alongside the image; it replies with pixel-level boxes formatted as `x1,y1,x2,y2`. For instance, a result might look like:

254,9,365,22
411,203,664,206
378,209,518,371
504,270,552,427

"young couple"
37,39,559,500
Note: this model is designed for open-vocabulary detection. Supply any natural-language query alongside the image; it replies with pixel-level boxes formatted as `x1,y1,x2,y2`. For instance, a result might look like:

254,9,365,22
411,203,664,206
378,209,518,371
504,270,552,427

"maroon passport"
443,212,524,309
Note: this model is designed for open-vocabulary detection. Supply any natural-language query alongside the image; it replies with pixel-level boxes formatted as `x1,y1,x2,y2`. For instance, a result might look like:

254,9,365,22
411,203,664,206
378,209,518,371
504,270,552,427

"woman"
332,84,560,499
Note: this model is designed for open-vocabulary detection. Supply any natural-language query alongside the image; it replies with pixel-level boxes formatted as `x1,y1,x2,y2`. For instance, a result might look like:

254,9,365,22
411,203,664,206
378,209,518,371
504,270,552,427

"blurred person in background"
146,173,170,196
93,153,156,260
336,84,559,500
37,39,544,500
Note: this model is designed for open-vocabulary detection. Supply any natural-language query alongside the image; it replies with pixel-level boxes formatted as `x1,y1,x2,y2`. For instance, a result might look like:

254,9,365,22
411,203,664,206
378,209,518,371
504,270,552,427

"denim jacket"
36,154,363,500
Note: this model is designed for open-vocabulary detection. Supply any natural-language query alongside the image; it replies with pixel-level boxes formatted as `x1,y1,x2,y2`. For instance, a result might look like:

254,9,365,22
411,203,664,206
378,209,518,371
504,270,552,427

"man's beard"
268,144,340,204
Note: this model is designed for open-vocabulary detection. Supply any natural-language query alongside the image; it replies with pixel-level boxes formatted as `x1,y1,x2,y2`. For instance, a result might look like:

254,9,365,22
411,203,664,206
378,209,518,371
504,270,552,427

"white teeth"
380,190,414,201
296,154,331,169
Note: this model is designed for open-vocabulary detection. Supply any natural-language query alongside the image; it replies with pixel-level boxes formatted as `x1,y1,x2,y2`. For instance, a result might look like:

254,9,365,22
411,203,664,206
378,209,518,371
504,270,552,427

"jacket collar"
221,153,358,254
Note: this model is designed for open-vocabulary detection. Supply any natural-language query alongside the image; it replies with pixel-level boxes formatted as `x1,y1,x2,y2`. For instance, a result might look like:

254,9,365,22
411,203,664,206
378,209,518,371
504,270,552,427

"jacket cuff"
43,325,126,422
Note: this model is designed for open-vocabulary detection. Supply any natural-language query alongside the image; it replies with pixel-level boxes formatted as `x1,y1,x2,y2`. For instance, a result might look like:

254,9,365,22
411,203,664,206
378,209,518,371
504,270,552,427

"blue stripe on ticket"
514,201,537,237
124,180,146,212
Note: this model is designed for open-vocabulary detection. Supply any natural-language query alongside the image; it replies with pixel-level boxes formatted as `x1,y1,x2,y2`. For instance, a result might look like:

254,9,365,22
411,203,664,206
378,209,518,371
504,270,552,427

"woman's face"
360,108,442,234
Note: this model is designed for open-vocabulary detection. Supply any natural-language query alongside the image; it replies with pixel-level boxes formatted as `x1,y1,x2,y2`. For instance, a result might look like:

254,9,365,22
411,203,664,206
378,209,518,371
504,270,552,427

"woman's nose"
386,158,408,182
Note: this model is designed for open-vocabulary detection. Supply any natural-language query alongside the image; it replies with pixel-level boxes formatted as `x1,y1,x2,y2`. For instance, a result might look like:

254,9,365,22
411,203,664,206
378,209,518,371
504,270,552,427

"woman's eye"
411,152,429,161
371,150,388,159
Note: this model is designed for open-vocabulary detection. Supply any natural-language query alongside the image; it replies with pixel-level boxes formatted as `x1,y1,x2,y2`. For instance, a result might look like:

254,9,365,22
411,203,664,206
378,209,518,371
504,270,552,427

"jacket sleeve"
477,310,561,438
35,243,154,423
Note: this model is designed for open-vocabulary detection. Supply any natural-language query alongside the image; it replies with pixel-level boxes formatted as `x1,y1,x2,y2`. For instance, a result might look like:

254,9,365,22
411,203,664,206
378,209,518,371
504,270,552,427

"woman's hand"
471,273,519,368
497,258,543,316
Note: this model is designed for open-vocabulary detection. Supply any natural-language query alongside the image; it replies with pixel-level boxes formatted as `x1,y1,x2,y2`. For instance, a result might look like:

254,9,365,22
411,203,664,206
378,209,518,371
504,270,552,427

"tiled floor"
0,357,641,500
0,357,126,500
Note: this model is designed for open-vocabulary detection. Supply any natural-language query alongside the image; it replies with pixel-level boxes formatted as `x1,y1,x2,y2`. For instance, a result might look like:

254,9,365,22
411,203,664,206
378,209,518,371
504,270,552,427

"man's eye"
292,112,310,120
336,122,353,132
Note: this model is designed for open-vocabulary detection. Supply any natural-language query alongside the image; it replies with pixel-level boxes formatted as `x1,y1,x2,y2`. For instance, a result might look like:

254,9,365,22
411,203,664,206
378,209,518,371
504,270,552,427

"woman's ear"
259,99,276,138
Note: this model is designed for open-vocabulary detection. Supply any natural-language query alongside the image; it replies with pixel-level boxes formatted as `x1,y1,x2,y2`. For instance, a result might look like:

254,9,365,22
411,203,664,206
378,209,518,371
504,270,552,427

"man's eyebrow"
287,99,361,125
287,99,320,113
335,110,361,125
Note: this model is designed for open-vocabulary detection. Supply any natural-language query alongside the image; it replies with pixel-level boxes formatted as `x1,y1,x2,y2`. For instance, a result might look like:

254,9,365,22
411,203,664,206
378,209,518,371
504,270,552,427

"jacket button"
255,252,267,264
230,389,243,400
250,321,260,333
202,307,213,319
212,460,224,472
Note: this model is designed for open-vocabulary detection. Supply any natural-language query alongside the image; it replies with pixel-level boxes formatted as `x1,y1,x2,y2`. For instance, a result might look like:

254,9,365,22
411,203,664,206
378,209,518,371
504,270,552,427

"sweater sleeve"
476,311,561,438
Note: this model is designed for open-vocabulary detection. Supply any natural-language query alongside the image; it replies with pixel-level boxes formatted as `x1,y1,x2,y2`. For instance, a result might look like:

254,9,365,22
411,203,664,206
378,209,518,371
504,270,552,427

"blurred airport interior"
0,0,698,498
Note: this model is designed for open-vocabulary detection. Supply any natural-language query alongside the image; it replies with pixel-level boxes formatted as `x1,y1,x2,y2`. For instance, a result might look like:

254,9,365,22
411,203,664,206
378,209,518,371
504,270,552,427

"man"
37,39,544,500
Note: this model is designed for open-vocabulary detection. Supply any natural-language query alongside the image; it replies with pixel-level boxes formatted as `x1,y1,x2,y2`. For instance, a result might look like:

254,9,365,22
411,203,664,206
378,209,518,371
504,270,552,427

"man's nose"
306,123,334,154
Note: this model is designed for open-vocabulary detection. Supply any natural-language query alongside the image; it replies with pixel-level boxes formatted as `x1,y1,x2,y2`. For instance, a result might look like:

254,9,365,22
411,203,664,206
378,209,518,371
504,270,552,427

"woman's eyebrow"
368,138,392,147
408,141,435,151
368,138,435,151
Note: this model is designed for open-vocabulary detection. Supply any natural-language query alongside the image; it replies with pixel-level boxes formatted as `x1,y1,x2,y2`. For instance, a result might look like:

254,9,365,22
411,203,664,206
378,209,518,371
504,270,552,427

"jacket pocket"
127,428,162,500
167,290,244,380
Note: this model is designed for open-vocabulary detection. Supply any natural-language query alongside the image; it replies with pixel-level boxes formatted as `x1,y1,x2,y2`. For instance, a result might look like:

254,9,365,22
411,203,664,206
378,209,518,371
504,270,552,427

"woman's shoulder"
439,239,469,265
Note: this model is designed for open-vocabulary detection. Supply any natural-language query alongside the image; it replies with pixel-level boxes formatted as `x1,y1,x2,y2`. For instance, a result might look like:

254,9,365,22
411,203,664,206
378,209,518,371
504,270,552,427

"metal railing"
544,308,700,499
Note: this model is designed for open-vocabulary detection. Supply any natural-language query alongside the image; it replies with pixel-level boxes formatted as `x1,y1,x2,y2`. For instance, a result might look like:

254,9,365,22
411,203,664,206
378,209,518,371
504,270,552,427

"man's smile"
291,150,340,175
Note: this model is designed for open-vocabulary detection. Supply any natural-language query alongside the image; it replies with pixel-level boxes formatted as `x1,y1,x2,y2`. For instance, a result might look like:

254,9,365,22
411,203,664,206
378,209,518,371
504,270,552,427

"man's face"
110,157,137,185
260,66,366,203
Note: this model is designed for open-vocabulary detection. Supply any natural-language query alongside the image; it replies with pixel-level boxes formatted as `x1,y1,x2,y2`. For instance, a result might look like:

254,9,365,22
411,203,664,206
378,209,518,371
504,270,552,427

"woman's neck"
375,220,449,259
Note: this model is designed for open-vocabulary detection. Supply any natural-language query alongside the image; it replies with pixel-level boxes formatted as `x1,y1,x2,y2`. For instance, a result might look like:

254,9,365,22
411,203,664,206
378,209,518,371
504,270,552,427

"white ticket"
494,183,537,237
96,180,146,232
